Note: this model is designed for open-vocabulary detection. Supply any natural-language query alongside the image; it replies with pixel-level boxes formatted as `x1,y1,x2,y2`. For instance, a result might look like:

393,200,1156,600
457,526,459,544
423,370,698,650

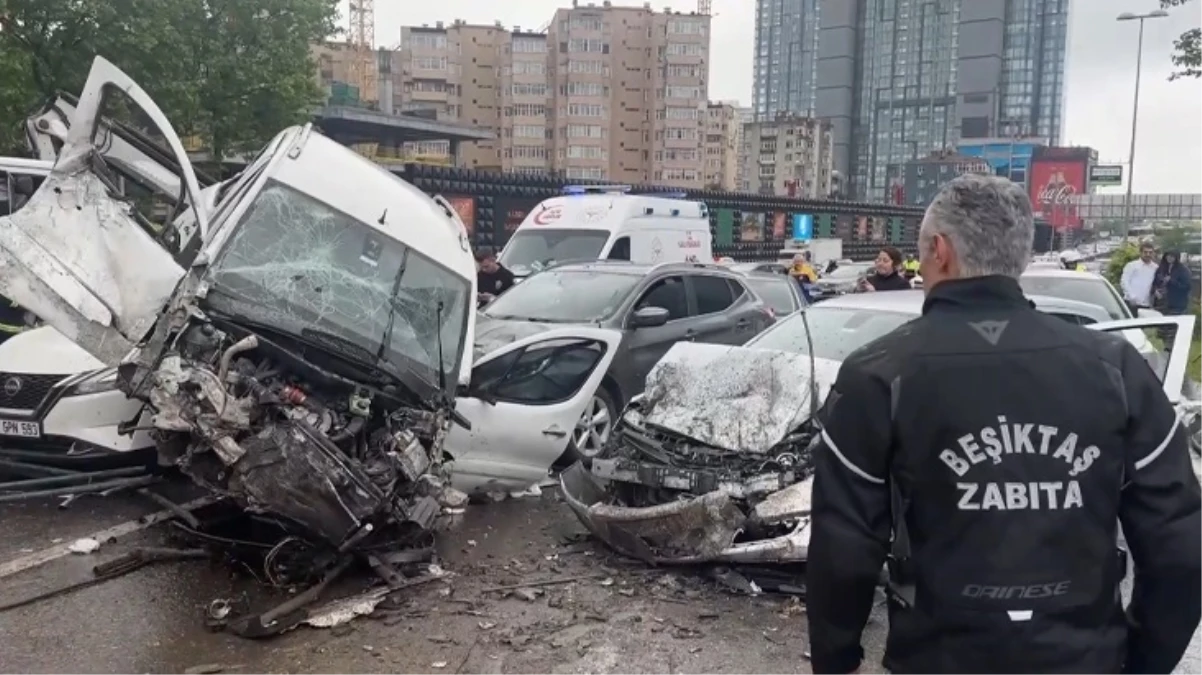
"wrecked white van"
0,57,479,551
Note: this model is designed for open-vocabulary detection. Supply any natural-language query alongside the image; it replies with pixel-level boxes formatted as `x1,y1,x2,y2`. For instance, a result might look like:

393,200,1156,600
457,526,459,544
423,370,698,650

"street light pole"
1117,9,1169,242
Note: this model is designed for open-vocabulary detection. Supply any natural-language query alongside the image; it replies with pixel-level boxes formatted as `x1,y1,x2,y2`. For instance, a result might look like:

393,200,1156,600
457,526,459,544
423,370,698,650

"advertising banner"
1089,165,1123,187
492,198,536,247
1029,158,1086,229
772,212,787,240
445,195,475,236
792,214,813,242
740,212,764,242
715,209,735,246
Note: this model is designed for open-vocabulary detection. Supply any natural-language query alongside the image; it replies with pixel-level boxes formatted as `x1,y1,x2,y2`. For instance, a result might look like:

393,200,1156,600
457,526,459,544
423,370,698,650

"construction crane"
697,0,712,15
348,0,378,105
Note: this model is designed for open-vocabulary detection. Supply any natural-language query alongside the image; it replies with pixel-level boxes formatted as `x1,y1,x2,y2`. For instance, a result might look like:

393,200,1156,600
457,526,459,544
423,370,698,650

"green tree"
1162,0,1201,80
0,0,338,162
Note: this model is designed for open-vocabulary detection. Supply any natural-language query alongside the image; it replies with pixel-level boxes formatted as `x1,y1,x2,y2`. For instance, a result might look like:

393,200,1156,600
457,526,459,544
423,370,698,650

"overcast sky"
374,0,1202,194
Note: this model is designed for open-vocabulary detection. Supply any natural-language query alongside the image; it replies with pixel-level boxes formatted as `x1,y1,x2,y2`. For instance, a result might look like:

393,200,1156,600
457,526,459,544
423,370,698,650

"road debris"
184,664,230,675
67,538,100,554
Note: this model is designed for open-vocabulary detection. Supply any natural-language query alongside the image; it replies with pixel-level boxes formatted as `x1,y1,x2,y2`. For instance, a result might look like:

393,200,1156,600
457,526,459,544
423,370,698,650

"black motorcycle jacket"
805,275,1201,674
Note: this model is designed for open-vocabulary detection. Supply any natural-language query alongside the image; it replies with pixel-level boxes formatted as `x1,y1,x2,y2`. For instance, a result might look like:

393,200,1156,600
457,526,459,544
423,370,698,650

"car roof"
815,288,1112,320
542,260,737,277
1021,267,1105,281
742,270,789,279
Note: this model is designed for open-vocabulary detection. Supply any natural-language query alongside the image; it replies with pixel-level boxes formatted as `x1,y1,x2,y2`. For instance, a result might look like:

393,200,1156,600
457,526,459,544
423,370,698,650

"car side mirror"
1136,307,1163,319
459,380,497,405
631,306,670,328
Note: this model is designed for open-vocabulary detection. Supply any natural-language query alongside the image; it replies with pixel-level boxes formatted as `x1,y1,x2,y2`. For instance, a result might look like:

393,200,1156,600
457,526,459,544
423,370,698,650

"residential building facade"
805,0,1068,201
740,114,834,198
703,101,741,190
545,3,711,186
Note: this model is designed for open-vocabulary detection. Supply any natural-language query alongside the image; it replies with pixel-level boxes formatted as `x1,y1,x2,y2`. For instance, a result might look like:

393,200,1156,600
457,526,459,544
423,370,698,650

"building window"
566,167,605,179
567,60,607,74
567,145,606,160
513,125,545,139
567,103,605,117
666,43,704,57
664,86,701,100
512,145,548,160
668,19,706,35
567,124,605,138
565,82,606,97
508,104,547,117
411,56,447,70
568,39,609,53
406,33,447,49
512,38,546,53
663,107,699,120
512,61,546,75
667,64,701,78
511,83,548,97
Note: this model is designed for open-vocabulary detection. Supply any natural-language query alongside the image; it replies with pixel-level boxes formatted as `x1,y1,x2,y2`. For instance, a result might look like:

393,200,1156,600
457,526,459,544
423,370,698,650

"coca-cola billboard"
1028,158,1086,230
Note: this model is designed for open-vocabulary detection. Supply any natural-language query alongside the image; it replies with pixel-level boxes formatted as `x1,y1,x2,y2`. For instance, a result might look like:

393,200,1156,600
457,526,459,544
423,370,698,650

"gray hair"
918,174,1034,279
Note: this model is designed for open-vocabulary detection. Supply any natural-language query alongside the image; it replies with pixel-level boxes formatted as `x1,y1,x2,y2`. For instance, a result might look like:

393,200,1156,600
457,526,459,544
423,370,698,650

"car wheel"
569,386,616,461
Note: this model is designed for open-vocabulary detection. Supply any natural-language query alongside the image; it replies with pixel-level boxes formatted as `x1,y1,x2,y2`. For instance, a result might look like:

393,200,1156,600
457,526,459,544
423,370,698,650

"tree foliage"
1162,0,1201,80
0,0,339,160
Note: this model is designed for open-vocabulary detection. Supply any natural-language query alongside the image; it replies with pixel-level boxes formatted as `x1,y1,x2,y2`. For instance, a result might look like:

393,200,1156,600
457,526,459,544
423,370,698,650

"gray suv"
476,260,776,458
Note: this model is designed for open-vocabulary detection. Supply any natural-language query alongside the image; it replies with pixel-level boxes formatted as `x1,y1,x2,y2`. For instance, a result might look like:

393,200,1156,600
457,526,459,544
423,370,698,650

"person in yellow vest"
789,252,818,303
1059,250,1087,272
902,252,921,279
0,295,30,344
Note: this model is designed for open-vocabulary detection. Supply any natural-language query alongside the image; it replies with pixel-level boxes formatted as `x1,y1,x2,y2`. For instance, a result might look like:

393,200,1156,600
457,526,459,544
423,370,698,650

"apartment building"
740,114,834,198
702,101,740,191
544,2,711,186
393,21,519,170
317,2,711,184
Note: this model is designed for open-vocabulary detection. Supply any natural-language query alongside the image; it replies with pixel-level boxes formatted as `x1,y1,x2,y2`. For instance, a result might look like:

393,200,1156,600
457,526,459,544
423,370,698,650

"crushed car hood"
472,315,560,361
639,342,843,453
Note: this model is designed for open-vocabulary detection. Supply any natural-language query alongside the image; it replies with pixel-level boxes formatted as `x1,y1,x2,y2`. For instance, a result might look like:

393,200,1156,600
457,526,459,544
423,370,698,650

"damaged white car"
0,57,623,563
562,290,1197,564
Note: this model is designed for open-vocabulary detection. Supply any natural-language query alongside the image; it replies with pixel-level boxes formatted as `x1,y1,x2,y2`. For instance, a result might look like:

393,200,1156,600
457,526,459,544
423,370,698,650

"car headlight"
71,368,120,395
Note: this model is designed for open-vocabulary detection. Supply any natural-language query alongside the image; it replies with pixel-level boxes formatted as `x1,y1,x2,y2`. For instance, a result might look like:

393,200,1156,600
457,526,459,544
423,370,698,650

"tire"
564,384,618,465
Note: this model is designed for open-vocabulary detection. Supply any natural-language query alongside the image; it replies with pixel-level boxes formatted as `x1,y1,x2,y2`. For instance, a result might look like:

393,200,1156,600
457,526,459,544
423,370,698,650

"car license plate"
0,419,41,438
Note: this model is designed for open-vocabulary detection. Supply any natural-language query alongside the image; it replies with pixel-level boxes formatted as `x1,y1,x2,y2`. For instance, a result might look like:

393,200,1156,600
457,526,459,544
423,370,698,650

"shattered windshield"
498,229,610,275
204,181,470,385
484,269,639,323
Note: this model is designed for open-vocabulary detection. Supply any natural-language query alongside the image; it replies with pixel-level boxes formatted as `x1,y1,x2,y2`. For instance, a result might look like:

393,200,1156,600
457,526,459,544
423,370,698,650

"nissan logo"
3,377,21,397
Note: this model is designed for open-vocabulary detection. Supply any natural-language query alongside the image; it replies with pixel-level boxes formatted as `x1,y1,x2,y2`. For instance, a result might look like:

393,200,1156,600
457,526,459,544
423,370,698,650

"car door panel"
685,275,743,345
622,275,693,389
0,57,205,365
1087,315,1195,403
447,326,622,493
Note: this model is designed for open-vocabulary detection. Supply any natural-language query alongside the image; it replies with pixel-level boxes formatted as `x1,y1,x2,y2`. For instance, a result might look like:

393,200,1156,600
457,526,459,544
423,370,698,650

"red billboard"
1029,157,1086,230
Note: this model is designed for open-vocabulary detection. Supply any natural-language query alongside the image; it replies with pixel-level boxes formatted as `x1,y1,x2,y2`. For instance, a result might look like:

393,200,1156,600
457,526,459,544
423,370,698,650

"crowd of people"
1121,240,1193,316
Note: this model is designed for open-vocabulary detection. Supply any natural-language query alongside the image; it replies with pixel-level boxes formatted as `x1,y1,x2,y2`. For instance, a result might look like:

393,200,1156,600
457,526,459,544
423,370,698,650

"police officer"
806,174,1201,674
902,252,920,279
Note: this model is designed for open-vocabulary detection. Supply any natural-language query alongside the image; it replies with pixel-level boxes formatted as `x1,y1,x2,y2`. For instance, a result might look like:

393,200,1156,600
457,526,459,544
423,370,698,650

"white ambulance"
497,185,713,277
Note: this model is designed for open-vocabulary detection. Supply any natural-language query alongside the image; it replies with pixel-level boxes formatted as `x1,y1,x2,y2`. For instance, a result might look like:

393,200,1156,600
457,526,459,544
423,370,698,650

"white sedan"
562,290,1196,564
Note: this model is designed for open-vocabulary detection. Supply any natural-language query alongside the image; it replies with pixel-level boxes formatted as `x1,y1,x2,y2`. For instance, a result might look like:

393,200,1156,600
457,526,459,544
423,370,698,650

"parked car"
739,271,805,316
1019,268,1149,320
472,260,777,463
562,289,1195,565
810,261,873,300
729,261,788,276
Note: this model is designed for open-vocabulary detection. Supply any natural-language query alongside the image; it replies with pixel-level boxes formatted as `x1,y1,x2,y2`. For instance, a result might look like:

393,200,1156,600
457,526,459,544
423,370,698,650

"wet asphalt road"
0,485,1198,673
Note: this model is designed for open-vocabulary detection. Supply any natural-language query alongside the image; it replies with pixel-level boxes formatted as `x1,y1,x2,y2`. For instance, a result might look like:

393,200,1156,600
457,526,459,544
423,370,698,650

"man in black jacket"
806,173,1201,674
